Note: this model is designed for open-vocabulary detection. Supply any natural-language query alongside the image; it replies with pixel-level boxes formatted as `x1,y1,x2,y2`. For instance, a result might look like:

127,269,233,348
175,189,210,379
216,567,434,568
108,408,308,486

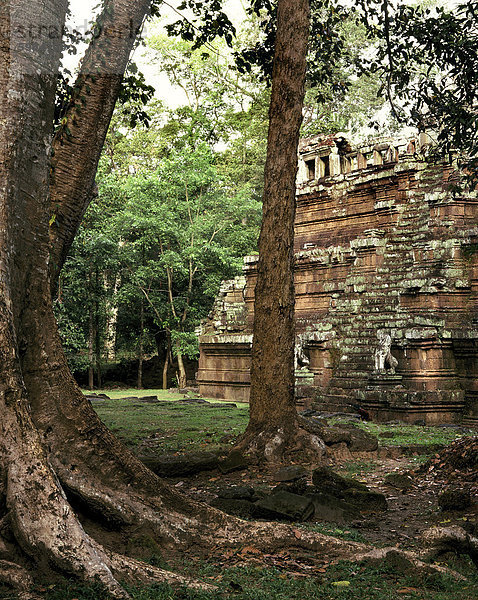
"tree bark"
235,0,322,462
95,268,103,388
160,330,172,389
0,2,131,594
48,0,152,289
163,347,170,390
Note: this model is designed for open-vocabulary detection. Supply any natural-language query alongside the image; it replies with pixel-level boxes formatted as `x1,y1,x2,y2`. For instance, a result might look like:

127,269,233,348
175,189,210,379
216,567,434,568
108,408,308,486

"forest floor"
33,388,478,600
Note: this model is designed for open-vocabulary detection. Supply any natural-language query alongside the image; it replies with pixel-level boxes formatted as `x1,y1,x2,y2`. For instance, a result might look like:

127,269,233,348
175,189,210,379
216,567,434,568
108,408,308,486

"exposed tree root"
0,391,216,598
218,521,367,558
53,458,371,561
2,481,216,598
0,553,215,599
4,389,471,596
422,525,478,568
234,418,327,464
1,409,368,597
107,552,215,590
0,560,33,590
355,547,467,580
7,448,129,599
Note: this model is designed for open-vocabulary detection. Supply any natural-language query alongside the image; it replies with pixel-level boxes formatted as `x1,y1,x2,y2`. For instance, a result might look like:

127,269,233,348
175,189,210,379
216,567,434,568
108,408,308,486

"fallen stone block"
210,497,258,519
319,424,378,452
305,491,360,523
218,450,249,474
255,491,315,521
342,488,388,512
312,466,368,495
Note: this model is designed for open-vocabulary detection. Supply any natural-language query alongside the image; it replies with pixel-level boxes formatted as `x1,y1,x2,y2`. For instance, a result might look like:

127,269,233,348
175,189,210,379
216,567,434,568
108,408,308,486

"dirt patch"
164,450,477,552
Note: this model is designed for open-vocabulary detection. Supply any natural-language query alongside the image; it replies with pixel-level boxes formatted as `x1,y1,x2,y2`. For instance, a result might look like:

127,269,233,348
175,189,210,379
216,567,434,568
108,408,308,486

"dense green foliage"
57,16,382,383
57,34,265,384
357,0,478,180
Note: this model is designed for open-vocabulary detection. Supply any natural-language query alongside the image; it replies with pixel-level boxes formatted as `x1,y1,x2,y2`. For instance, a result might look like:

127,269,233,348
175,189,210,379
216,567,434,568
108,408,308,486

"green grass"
335,460,377,478
85,388,249,454
328,418,471,448
84,387,247,405
85,389,475,456
40,559,478,600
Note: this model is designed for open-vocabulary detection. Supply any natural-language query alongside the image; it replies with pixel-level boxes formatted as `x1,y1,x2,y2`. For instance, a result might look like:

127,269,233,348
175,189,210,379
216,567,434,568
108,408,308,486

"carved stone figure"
295,338,310,370
374,331,398,374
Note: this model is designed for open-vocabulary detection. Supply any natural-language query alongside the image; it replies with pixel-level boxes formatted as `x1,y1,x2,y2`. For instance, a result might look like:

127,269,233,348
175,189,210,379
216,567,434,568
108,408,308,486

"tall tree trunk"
235,0,323,462
48,0,152,290
0,2,128,594
162,351,170,389
88,271,95,390
161,330,171,389
137,297,144,389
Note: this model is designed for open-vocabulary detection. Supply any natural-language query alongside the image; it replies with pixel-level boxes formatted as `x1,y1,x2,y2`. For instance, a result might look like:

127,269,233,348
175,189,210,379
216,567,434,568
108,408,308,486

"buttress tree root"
234,416,328,463
0,0,218,593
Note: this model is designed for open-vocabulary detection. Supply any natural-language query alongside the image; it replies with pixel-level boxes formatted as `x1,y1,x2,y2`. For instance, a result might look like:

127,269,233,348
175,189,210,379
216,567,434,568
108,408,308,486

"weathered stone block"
254,491,315,521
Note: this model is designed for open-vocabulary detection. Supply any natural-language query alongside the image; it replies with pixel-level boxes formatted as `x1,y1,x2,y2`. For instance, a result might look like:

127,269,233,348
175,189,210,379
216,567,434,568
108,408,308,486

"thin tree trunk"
104,271,120,360
236,0,316,461
176,343,187,389
137,297,144,389
162,351,169,389
88,274,95,390
162,330,171,389
95,268,102,388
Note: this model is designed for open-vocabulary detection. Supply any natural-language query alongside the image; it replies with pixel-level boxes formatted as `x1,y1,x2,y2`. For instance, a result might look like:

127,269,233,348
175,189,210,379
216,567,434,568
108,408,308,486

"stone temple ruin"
197,132,478,426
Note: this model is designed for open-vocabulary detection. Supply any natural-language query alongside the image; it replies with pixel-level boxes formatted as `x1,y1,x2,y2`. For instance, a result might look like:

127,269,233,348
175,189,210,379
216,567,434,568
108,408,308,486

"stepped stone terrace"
197,132,478,426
